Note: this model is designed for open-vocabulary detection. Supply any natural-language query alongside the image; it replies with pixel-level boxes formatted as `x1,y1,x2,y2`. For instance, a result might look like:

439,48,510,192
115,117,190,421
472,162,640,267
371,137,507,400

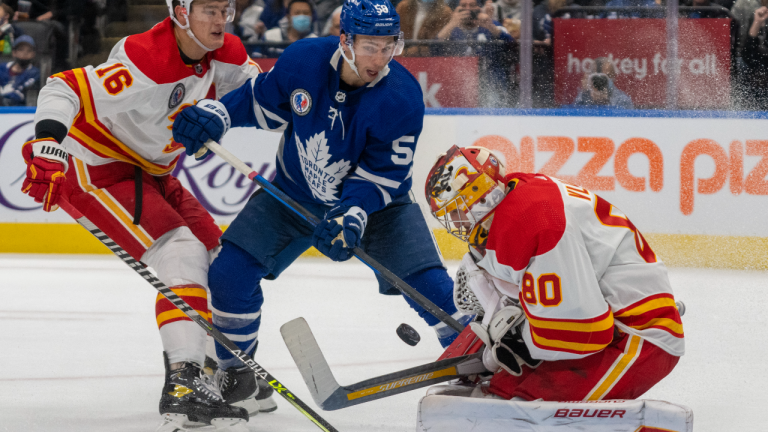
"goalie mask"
426,146,507,242
166,0,235,52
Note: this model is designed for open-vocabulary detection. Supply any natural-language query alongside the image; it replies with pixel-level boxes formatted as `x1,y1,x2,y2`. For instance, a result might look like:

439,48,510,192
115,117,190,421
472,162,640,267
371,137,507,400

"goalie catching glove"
471,305,542,376
21,137,69,212
312,205,367,262
171,99,231,160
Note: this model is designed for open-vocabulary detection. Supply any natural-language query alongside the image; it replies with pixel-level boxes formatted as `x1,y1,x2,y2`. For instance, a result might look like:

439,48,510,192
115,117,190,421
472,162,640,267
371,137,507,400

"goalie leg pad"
417,396,693,432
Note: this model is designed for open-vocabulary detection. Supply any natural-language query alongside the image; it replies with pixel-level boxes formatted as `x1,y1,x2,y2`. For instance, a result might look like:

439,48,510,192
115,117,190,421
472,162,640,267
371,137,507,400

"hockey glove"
312,205,367,262
21,137,69,212
172,99,231,160
471,305,542,376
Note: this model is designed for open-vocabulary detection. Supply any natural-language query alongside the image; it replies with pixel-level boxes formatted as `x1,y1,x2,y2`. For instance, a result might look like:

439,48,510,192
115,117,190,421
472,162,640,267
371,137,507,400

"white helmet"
166,0,235,52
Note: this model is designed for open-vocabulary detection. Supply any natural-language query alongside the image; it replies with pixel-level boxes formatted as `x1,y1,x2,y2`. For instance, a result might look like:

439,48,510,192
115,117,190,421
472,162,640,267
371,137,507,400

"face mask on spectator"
292,15,312,34
16,58,32,68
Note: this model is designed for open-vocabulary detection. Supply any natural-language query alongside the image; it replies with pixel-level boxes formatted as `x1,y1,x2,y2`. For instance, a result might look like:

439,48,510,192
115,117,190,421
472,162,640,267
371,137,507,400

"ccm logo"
554,408,626,418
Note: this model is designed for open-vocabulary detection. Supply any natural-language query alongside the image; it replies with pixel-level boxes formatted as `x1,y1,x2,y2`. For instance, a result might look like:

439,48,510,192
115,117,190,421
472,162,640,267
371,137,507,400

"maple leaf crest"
295,131,351,202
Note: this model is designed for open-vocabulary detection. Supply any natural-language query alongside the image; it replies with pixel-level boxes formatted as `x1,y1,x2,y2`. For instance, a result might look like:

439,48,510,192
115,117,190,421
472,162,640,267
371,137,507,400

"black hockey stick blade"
280,317,486,411
59,201,339,432
203,140,464,333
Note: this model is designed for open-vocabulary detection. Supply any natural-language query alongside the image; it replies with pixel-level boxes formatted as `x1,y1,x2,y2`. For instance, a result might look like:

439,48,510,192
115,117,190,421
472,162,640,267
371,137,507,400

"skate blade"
233,397,260,416
255,395,278,413
232,395,278,414
157,414,249,432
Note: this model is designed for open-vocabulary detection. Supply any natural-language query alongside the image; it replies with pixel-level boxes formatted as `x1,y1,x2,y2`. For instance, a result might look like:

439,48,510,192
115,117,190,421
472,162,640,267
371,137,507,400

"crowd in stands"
0,0,763,109
221,0,768,110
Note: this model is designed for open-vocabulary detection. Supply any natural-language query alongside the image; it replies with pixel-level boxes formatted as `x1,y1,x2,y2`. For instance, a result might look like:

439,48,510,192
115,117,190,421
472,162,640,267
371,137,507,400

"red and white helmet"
425,146,507,242
166,0,235,52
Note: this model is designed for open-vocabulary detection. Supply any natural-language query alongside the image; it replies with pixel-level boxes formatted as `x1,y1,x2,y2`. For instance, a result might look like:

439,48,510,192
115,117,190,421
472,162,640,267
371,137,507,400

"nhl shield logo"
168,83,185,109
291,89,312,116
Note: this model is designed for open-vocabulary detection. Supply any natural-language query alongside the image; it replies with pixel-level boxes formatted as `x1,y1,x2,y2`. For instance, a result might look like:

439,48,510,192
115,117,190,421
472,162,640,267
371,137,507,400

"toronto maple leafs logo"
295,131,351,202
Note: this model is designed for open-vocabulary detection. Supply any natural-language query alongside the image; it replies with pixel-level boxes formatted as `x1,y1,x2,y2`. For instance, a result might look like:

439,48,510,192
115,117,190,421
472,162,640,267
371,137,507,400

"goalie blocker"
417,390,693,432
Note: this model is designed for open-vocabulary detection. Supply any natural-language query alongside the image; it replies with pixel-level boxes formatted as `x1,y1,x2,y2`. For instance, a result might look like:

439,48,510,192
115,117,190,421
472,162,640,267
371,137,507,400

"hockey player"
425,145,684,402
19,0,273,429
170,0,472,396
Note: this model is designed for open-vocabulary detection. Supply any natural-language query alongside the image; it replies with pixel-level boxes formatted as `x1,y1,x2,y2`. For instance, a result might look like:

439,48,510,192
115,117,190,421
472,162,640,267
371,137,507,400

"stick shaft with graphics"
200,141,464,333
57,200,339,432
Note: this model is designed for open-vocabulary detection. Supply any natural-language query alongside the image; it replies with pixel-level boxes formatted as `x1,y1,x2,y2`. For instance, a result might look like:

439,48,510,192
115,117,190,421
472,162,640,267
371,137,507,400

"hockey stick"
200,140,464,333
58,201,339,432
279,317,486,411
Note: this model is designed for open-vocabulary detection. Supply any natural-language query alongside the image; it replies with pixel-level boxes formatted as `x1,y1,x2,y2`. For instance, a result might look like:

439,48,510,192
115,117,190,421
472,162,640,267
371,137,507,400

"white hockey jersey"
34,18,262,175
475,173,685,361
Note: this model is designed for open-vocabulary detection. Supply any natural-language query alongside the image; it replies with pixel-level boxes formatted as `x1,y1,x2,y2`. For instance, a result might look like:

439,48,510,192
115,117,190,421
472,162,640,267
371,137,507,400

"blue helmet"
340,0,400,37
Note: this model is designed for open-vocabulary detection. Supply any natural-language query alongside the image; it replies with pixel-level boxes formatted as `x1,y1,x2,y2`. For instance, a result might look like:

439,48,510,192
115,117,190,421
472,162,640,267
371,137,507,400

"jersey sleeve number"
391,135,415,165
96,64,134,96
593,195,657,263
521,272,563,307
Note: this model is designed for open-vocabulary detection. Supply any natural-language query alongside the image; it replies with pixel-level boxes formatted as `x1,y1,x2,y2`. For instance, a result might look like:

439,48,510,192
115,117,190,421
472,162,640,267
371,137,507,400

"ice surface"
0,255,765,431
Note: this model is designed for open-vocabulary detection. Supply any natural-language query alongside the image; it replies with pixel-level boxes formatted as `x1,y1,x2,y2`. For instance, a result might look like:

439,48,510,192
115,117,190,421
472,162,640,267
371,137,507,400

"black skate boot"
207,356,278,415
158,354,248,430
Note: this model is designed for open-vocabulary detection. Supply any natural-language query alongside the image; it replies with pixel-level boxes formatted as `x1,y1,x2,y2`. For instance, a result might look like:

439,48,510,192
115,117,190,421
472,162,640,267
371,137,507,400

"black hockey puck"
396,323,421,346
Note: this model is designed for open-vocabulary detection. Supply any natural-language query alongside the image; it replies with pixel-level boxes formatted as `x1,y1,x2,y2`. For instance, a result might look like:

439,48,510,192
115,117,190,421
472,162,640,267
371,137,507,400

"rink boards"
1,107,766,269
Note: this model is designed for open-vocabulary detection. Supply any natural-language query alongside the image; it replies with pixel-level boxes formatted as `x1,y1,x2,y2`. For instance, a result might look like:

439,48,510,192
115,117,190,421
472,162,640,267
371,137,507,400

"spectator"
503,17,520,39
321,5,342,36
733,0,762,53
239,0,267,42
491,0,521,22
5,0,53,21
741,4,768,108
572,57,633,108
437,0,514,106
0,4,22,55
397,0,452,48
436,0,512,46
259,0,290,31
0,35,39,106
264,0,317,42
314,0,343,34
531,0,567,107
227,0,253,38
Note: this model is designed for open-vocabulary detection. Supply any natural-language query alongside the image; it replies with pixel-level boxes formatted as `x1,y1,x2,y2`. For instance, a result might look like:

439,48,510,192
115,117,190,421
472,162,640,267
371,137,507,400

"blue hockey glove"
172,99,231,160
312,205,367,262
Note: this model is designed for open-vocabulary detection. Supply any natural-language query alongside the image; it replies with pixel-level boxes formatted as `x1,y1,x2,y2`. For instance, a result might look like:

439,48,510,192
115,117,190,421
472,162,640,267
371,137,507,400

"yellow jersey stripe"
530,329,612,353
156,309,211,326
586,335,642,401
74,158,154,248
527,313,615,333
615,297,677,318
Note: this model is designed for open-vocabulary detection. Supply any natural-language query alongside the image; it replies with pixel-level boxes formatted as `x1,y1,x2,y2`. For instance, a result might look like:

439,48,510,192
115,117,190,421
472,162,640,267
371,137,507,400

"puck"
396,323,421,346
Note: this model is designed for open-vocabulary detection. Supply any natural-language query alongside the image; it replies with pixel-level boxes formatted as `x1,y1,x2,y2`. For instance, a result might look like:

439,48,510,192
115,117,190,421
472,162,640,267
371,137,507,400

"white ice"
0,255,765,431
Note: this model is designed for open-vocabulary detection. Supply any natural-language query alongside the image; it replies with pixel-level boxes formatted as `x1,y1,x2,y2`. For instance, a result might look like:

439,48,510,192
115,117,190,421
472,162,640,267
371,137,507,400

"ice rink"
1,255,766,432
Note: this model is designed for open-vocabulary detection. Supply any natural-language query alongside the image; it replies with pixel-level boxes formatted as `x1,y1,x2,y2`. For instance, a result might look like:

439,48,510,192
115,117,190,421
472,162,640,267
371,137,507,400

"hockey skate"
158,356,248,432
207,356,278,416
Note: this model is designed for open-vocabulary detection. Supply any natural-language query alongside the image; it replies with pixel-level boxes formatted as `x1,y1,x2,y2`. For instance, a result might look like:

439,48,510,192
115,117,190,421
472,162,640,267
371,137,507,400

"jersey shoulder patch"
486,174,566,271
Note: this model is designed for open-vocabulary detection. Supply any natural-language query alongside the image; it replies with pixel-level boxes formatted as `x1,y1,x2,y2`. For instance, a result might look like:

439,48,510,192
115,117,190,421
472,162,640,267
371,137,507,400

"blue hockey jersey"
220,36,425,216
0,61,39,106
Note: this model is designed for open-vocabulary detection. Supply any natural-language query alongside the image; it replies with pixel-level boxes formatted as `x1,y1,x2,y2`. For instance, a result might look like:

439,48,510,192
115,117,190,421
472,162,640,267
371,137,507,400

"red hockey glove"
21,138,69,212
